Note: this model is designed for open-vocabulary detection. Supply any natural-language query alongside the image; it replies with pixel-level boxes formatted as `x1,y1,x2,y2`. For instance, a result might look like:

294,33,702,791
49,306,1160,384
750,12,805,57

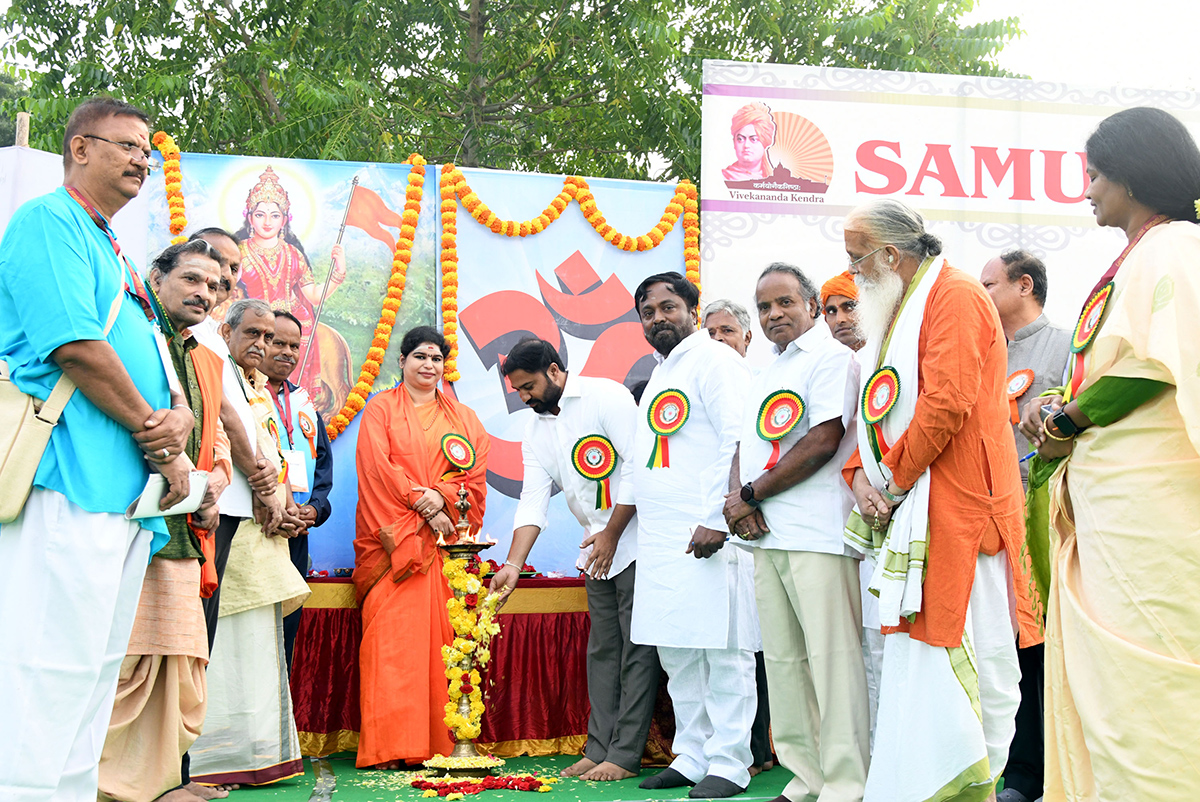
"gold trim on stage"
479,735,587,758
303,581,588,614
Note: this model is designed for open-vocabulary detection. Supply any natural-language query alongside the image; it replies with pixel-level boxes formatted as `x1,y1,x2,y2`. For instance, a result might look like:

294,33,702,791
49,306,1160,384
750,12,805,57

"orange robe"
353,385,491,767
844,266,1042,649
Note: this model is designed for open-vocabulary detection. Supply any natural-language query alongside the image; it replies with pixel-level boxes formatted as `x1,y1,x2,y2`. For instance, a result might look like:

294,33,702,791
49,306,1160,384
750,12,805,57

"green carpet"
225,755,792,801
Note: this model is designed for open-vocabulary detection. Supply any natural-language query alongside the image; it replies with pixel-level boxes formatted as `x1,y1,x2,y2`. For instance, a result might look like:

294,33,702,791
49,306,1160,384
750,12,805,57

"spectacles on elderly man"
848,245,886,269
82,134,156,168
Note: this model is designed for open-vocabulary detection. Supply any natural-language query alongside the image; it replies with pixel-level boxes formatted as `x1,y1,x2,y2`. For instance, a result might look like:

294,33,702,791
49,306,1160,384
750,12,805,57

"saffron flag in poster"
143,156,683,573
698,60,1200,366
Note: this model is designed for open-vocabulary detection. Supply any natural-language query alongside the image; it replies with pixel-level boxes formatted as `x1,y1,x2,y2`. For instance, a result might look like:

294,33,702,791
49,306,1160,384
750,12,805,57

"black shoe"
688,776,746,798
639,768,695,790
996,789,1032,802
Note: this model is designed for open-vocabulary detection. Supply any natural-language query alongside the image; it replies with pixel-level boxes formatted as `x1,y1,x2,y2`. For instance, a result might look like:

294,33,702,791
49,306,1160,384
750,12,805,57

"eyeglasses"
848,245,885,269
82,134,155,166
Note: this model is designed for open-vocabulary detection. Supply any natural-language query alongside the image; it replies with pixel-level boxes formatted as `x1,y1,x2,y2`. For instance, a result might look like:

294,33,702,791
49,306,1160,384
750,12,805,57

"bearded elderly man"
262,309,334,669
630,273,760,800
97,240,229,802
841,199,1040,802
188,299,310,787
724,263,868,802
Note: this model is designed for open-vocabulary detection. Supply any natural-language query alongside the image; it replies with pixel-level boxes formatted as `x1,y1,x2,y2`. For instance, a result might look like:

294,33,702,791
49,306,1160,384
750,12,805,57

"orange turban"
821,271,859,307
730,101,776,147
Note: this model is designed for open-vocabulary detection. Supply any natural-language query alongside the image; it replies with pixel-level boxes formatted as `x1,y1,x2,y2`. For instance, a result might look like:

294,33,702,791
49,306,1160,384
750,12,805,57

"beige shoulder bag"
0,290,125,523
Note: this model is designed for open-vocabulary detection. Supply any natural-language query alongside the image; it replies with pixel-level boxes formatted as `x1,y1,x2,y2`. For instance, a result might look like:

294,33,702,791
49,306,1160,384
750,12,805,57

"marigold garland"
151,132,187,245
439,164,702,298
441,557,500,741
439,164,462,381
326,154,426,441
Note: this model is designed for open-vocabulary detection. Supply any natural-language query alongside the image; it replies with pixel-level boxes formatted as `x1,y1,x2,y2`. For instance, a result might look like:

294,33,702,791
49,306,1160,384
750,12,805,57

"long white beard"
854,263,905,346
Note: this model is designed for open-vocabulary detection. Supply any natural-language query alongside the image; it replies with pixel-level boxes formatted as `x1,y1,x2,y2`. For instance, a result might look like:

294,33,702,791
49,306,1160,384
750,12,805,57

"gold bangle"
1042,425,1072,442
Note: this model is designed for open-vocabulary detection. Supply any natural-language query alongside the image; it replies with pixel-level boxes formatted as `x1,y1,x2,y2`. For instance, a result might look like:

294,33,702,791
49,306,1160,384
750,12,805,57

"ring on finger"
160,447,170,458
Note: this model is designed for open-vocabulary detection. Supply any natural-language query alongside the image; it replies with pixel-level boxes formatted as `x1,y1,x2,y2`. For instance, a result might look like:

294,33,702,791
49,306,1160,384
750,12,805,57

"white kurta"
630,330,757,651
512,373,639,577
191,317,257,518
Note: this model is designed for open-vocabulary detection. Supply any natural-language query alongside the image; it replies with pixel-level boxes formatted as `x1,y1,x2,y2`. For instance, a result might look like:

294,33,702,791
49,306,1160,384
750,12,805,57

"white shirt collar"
653,328,707,365
772,320,829,356
533,372,581,419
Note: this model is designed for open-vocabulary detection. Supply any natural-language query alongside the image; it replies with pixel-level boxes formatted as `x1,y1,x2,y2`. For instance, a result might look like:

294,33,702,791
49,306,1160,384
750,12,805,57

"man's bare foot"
580,761,636,782
185,783,236,800
560,757,598,777
749,765,762,778
376,760,404,770
155,789,204,802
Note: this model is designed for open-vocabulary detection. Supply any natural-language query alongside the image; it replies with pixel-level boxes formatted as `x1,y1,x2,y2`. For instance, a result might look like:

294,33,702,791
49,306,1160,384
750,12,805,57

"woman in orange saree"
353,325,491,769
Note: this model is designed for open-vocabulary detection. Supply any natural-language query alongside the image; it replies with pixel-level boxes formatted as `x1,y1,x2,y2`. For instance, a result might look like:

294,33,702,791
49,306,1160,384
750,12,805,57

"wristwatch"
740,483,760,508
1049,408,1084,437
880,485,908,506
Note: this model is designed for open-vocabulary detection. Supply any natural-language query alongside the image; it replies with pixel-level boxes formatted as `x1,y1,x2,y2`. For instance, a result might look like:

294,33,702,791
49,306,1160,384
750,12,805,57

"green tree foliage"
1,0,1018,180
0,70,28,145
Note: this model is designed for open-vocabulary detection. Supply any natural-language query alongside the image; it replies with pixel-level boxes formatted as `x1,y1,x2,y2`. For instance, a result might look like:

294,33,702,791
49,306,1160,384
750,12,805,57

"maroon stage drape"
290,576,674,762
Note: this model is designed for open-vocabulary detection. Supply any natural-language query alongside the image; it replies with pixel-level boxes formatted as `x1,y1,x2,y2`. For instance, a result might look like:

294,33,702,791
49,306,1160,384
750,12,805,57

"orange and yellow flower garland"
438,165,702,378
326,154,426,441
440,164,462,382
151,132,187,245
148,139,700,426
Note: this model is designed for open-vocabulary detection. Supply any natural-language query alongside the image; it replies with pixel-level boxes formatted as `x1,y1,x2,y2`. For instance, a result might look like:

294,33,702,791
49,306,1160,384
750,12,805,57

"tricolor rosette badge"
1006,368,1035,424
572,434,618,510
862,367,900,460
1071,282,1113,354
756,390,805,469
441,433,477,471
646,389,690,469
1064,280,1114,403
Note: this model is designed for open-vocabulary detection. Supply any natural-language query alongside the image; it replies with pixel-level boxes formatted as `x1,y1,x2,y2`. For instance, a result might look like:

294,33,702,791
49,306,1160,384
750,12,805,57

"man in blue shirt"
0,97,193,801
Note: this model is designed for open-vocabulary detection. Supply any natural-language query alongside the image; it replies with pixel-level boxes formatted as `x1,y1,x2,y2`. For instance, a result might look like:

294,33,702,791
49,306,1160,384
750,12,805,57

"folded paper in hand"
125,470,210,520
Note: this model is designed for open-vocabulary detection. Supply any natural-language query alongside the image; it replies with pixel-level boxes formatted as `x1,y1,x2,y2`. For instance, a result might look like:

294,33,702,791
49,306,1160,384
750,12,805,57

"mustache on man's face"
183,297,210,312
273,353,297,366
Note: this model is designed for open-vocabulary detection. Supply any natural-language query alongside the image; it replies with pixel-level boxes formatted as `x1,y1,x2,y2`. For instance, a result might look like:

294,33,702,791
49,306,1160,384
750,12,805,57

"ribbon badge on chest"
441,433,476,471
1065,281,1114,403
646,389,689,469
297,411,318,459
862,366,900,461
757,390,804,470
1006,369,1034,425
573,434,618,510
265,418,289,484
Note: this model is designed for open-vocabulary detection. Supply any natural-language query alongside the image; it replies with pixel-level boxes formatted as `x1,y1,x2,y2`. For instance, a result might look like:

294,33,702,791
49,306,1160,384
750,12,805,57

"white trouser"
0,488,152,801
859,557,885,750
658,645,756,788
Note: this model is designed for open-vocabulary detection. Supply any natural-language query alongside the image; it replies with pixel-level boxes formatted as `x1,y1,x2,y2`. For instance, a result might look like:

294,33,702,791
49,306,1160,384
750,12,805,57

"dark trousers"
750,651,773,767
1004,643,1044,800
283,533,309,670
181,513,242,786
582,562,661,772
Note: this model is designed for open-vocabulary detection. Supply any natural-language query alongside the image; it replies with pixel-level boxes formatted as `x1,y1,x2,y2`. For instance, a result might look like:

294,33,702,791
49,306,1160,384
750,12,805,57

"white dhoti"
0,488,152,801
187,518,308,785
865,552,1020,802
187,602,303,785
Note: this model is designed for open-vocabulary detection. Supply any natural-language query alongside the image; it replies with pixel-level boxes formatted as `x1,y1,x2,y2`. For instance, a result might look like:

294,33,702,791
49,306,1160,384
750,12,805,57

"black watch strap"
740,483,760,508
1050,408,1082,436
